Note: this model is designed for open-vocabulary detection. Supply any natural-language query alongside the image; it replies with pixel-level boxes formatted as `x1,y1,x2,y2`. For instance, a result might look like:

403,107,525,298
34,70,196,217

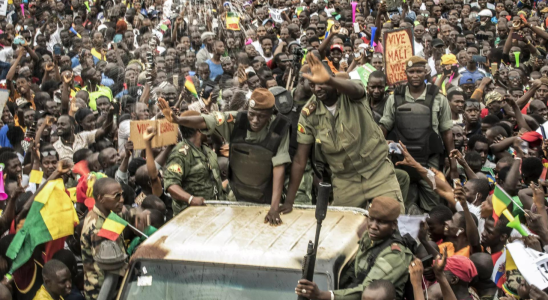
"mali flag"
98,212,128,241
6,179,79,272
492,185,513,220
185,76,199,99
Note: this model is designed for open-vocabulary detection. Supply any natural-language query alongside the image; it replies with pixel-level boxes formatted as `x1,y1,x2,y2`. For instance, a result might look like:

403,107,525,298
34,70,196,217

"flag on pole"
492,185,513,219
6,179,79,272
185,76,199,99
97,212,129,241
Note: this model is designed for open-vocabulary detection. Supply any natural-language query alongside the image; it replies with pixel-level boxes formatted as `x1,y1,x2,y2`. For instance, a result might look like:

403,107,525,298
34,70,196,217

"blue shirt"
460,68,487,82
205,59,223,81
0,125,12,148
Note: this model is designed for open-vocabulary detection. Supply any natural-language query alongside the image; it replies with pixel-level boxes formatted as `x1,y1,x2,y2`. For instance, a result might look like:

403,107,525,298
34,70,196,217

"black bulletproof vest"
387,85,444,180
228,112,290,204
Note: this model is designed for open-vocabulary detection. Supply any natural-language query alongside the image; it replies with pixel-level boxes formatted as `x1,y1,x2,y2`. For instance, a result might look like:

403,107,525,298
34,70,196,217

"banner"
226,12,240,31
269,8,287,23
506,242,548,290
129,119,178,150
383,28,414,86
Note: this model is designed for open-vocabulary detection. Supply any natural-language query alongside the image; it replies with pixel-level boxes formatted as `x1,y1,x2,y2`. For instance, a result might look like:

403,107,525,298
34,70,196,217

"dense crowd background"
0,0,548,299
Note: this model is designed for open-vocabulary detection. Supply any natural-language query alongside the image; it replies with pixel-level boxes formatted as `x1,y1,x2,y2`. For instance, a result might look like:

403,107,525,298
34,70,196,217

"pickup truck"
116,201,367,300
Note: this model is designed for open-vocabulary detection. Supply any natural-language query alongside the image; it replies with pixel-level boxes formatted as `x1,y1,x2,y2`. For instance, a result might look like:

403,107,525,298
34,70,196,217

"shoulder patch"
214,111,225,126
297,123,306,134
301,101,317,117
391,243,401,252
179,144,189,155
168,164,183,174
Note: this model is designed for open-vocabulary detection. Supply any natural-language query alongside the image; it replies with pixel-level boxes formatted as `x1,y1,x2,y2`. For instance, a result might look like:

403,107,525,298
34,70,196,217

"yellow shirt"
32,285,64,300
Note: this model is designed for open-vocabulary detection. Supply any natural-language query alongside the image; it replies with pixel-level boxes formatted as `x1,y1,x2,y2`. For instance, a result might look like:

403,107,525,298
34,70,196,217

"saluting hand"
158,98,175,123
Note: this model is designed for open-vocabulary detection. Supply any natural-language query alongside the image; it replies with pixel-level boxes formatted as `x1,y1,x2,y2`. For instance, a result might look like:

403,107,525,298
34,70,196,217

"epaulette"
391,243,401,252
301,101,317,117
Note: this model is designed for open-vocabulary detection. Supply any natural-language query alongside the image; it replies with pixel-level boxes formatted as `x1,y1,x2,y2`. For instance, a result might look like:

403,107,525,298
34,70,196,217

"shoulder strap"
230,111,248,144
350,235,403,287
394,85,407,108
424,84,439,109
263,114,290,152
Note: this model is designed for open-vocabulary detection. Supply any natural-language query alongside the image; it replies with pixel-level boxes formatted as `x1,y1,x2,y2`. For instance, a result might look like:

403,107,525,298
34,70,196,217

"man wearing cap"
326,44,344,73
285,53,404,212
159,88,291,226
435,54,460,95
163,110,225,216
441,255,478,299
459,74,479,100
196,32,216,66
295,197,413,300
380,56,457,213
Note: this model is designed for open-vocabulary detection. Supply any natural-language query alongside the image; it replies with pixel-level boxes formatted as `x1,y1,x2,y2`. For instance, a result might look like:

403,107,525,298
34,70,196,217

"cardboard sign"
383,28,415,86
269,8,287,23
129,119,178,150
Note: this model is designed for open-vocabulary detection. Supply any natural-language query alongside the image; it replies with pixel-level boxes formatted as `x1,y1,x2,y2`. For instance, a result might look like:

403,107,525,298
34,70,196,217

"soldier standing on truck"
159,88,291,226
163,110,226,216
295,197,413,300
285,53,404,212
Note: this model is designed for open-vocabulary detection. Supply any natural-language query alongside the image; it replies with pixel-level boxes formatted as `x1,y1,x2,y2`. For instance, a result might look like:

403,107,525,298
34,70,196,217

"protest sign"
130,119,178,150
226,12,240,30
269,8,287,23
383,28,414,86
397,215,426,240
507,241,548,290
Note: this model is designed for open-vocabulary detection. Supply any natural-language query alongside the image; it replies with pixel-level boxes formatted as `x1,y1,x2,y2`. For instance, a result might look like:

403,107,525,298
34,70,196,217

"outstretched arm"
159,98,208,129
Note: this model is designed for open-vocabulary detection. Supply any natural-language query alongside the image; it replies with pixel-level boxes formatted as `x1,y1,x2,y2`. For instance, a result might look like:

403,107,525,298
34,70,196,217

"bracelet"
188,195,194,205
330,291,334,300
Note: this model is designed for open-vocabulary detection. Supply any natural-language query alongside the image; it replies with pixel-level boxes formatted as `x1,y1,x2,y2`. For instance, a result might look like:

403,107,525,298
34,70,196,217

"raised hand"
158,98,175,123
302,53,331,84
143,126,156,142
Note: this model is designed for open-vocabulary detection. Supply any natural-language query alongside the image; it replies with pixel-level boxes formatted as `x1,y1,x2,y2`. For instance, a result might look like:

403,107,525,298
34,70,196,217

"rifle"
297,182,331,300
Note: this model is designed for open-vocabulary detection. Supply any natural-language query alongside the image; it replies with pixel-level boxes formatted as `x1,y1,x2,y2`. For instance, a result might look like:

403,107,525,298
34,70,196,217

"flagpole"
499,185,529,217
128,224,149,238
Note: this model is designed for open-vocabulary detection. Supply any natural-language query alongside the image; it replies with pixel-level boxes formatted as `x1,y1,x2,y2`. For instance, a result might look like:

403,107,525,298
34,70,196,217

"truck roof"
132,201,366,274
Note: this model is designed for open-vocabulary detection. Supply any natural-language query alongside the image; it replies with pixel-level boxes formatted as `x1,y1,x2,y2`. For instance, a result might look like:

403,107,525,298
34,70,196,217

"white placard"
269,8,287,23
0,0,7,17
398,215,426,240
0,89,9,110
507,242,548,290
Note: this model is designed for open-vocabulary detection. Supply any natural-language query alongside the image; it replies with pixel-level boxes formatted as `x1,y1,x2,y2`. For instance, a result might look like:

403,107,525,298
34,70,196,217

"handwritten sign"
383,28,414,86
129,119,178,150
269,8,287,23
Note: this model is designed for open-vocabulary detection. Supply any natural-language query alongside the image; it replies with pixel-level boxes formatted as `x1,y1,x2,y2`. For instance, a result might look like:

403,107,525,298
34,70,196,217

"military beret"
406,56,428,69
369,197,401,221
249,88,275,110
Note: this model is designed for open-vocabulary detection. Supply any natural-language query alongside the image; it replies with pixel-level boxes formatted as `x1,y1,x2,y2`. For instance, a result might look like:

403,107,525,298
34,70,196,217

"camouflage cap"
485,91,503,106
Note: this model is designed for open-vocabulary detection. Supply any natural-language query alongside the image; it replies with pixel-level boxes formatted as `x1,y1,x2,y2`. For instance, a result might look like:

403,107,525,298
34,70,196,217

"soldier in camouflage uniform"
164,110,225,215
80,178,131,300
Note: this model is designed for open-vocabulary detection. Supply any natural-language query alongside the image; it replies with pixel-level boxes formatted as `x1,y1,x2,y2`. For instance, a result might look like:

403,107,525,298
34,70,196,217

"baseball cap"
459,74,477,85
432,38,445,48
330,44,343,52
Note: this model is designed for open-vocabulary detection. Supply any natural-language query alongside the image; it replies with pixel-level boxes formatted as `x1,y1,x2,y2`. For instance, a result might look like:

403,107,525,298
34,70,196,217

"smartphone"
353,22,360,33
521,140,529,154
173,74,179,87
473,55,487,63
491,62,498,74
53,44,62,55
443,67,452,75
512,32,524,41
421,255,434,268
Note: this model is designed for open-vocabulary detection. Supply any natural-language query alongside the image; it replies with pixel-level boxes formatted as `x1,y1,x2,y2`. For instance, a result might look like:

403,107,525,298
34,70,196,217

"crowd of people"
0,0,547,298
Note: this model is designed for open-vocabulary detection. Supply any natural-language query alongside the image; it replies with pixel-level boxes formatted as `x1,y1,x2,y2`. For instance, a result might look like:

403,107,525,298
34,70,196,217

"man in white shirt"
34,23,62,53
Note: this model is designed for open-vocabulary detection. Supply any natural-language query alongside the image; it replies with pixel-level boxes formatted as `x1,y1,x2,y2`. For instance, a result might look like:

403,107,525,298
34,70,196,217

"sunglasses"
103,192,123,201
41,150,57,157
508,76,520,80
